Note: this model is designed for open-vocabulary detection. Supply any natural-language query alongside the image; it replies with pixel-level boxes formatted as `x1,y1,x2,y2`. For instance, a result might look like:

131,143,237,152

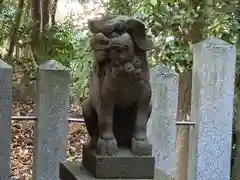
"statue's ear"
126,19,153,51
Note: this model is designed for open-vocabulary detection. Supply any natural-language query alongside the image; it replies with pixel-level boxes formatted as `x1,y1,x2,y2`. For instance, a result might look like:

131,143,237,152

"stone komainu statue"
81,15,153,156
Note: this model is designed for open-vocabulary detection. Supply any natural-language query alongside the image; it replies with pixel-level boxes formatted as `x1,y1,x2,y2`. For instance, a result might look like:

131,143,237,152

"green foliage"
42,16,92,102
0,3,15,48
1,0,240,102
106,0,240,72
68,28,92,102
0,1,92,101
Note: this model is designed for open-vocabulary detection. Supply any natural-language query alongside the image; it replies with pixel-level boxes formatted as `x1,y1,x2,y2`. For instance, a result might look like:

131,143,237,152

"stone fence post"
188,38,236,180
0,60,12,180
32,60,70,180
147,64,178,177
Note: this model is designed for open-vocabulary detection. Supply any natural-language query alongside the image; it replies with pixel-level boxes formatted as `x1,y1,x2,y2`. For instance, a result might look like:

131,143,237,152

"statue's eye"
122,45,129,51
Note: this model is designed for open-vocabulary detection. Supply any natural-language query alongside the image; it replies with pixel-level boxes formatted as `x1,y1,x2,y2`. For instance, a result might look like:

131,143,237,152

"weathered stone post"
147,64,178,177
0,60,12,180
188,38,236,180
32,60,70,180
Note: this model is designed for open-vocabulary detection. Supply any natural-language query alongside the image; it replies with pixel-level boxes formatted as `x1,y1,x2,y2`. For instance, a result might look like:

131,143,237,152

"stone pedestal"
59,161,175,180
80,145,154,179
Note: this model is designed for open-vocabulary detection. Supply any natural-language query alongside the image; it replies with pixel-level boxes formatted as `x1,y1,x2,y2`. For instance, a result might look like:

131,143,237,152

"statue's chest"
114,77,142,105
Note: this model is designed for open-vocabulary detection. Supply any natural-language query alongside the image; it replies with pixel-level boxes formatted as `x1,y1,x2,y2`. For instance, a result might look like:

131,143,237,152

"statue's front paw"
131,137,152,156
97,137,118,156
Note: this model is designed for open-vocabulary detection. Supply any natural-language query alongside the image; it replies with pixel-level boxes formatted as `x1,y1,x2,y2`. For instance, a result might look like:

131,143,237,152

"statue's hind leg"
81,97,98,148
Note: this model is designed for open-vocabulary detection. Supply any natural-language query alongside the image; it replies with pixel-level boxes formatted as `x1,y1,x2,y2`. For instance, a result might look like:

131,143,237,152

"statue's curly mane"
89,15,152,82
91,39,148,81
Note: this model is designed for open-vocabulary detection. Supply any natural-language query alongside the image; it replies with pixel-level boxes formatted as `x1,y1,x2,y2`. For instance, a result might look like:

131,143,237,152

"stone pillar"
0,60,12,180
188,38,236,180
32,60,70,180
147,64,178,176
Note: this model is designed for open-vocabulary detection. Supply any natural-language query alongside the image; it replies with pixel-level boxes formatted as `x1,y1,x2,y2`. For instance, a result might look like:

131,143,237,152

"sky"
55,0,106,24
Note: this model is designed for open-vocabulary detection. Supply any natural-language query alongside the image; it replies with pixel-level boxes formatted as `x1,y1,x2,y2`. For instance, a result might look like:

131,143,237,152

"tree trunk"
6,0,25,65
25,0,31,23
232,102,240,180
50,0,58,26
174,1,205,180
174,70,192,180
42,0,50,31
31,0,42,64
231,1,240,179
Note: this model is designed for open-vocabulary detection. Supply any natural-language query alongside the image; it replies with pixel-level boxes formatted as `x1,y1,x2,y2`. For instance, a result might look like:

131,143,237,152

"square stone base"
59,161,175,180
81,146,155,179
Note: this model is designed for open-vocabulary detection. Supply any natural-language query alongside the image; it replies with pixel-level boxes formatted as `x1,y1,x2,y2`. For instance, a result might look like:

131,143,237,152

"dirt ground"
10,101,87,180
